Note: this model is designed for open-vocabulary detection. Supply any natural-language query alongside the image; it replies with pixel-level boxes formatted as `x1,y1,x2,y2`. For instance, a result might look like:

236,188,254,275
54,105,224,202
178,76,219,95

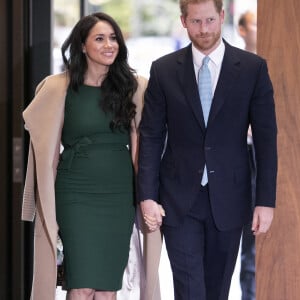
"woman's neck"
84,66,109,87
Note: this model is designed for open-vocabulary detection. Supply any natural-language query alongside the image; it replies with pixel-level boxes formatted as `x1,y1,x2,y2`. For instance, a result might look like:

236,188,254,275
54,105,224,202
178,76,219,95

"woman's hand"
140,199,165,232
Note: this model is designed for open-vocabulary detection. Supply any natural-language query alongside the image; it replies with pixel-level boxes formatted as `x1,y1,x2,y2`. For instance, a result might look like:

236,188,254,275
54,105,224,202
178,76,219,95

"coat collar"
176,41,241,131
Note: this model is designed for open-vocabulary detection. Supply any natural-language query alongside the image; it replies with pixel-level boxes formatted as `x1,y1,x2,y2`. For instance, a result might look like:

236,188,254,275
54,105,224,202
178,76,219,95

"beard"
189,29,222,54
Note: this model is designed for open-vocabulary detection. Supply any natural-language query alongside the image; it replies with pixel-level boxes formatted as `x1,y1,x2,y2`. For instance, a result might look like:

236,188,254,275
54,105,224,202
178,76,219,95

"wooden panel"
256,0,300,299
11,0,26,299
0,0,10,297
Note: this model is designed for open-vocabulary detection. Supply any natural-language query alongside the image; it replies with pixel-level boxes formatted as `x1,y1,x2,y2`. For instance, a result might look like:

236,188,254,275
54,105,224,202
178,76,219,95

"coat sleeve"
118,208,162,300
22,140,36,222
21,77,49,222
131,75,148,174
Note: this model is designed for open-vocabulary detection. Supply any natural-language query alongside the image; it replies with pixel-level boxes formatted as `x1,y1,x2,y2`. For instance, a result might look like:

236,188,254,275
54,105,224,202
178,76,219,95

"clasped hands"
140,199,165,232
140,201,274,234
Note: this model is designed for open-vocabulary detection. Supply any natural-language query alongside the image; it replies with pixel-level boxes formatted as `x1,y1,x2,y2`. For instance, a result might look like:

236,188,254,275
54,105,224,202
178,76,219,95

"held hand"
252,206,274,236
140,199,165,232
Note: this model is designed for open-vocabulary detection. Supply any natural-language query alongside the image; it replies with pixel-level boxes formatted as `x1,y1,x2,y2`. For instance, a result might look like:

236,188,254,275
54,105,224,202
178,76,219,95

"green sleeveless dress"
55,85,135,290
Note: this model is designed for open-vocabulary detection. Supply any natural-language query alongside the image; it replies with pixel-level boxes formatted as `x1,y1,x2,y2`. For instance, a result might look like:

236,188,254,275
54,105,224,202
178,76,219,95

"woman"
22,12,147,300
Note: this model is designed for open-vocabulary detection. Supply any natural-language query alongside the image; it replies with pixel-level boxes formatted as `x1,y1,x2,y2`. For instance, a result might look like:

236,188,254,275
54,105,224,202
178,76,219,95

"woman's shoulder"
136,74,148,88
23,72,69,124
131,75,148,122
35,72,69,94
133,74,148,104
135,74,148,97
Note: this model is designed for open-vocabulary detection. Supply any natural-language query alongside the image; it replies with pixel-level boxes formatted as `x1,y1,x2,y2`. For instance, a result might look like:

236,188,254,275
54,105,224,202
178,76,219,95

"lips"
102,52,114,57
199,34,211,39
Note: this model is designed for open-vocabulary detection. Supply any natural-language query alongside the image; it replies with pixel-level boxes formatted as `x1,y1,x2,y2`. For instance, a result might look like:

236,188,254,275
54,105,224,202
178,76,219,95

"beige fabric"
22,73,162,300
142,229,163,300
22,73,69,300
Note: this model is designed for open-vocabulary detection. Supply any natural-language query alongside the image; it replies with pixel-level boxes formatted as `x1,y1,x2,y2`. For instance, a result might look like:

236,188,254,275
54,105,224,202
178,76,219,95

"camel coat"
22,72,162,300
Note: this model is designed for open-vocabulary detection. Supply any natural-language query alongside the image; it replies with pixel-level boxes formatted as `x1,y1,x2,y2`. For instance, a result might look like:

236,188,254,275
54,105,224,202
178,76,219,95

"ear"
220,9,225,25
180,15,187,28
238,25,246,38
82,44,86,53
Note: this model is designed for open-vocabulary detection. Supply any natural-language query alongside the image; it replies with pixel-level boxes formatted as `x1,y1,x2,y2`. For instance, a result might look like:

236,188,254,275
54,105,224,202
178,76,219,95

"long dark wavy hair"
61,12,138,131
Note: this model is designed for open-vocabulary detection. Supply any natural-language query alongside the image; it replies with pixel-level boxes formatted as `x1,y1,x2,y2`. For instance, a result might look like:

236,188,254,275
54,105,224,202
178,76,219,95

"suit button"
209,170,215,174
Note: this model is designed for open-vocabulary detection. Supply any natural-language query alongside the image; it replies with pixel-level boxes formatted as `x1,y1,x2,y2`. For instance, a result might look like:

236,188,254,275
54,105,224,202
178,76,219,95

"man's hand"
252,206,274,235
140,199,165,232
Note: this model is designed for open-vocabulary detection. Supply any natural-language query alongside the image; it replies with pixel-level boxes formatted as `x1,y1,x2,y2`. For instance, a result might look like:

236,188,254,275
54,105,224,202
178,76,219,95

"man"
238,11,257,54
238,10,258,300
138,0,277,299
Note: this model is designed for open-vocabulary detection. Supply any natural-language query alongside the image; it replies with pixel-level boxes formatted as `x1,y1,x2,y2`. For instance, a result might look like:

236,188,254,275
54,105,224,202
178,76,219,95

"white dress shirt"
192,40,225,96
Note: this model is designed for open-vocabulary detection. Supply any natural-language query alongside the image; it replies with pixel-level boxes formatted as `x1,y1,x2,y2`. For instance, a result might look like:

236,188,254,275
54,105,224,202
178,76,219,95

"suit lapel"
208,42,241,126
177,45,206,132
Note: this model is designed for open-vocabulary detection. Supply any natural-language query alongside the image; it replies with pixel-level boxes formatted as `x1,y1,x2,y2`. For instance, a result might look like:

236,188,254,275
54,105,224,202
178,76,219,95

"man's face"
244,14,257,48
181,1,224,55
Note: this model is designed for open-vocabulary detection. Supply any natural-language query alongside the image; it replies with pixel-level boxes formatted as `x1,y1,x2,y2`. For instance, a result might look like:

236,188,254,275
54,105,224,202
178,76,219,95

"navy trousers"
240,143,256,300
162,186,242,300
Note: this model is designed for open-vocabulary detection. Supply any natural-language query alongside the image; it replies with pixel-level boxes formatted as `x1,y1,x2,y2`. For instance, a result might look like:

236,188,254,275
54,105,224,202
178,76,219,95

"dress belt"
59,134,129,170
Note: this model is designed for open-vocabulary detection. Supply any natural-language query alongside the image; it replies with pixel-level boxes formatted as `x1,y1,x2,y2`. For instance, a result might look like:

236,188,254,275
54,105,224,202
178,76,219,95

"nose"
199,22,208,32
104,38,112,48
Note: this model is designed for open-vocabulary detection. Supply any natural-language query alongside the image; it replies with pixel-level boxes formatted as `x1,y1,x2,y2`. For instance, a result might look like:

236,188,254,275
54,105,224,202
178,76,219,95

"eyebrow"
93,33,116,37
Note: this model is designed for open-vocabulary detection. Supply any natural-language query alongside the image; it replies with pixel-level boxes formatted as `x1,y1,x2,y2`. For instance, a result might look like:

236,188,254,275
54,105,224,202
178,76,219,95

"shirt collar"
192,40,225,68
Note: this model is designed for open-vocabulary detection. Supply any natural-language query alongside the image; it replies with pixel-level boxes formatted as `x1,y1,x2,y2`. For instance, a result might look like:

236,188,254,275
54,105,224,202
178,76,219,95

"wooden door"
256,1,300,299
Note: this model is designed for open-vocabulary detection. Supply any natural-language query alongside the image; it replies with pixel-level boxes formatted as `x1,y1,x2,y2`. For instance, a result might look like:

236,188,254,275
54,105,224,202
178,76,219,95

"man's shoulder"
153,44,191,65
224,40,265,63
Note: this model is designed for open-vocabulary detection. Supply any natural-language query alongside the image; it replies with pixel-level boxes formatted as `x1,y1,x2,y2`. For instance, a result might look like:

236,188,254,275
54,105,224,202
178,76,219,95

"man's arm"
251,59,277,207
250,59,277,234
137,62,167,231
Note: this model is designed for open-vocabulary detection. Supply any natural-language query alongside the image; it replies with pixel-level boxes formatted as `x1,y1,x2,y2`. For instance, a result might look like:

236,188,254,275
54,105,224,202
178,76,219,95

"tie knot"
202,56,210,66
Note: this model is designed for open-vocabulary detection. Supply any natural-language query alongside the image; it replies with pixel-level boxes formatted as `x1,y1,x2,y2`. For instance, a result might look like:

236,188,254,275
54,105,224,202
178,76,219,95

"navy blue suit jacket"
137,41,277,231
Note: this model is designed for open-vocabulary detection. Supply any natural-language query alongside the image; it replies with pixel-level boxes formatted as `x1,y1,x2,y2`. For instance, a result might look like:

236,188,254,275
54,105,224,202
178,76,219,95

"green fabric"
55,85,135,290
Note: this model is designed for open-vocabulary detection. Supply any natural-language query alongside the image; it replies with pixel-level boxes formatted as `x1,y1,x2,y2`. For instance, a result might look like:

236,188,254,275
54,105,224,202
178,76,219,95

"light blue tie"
198,56,212,185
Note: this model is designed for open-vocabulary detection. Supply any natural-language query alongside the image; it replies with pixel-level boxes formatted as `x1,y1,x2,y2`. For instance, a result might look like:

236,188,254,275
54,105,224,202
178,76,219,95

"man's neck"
245,45,256,54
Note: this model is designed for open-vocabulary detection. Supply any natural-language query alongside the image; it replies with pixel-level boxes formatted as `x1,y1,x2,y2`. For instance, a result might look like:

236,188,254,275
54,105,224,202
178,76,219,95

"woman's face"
82,20,119,69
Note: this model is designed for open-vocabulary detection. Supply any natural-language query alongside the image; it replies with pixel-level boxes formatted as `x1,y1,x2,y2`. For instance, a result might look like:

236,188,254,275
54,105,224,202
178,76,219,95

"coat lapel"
208,42,241,126
177,45,206,132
